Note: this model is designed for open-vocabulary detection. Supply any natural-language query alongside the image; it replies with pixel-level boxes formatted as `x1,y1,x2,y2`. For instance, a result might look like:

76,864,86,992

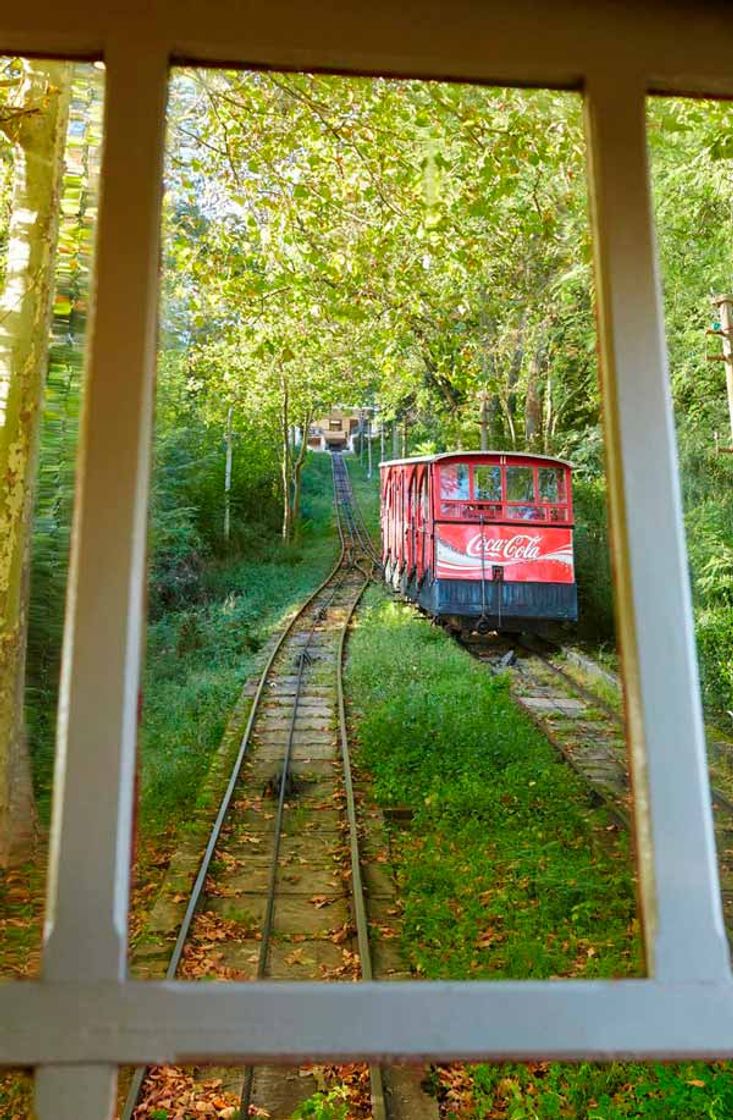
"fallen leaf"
309,895,333,909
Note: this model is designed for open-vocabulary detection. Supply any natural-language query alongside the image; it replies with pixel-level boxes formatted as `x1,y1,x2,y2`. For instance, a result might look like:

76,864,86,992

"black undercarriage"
385,562,578,634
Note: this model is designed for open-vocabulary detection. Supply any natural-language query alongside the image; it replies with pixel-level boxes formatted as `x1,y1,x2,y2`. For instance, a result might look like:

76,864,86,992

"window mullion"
583,75,729,982
36,1065,117,1120
37,38,169,1120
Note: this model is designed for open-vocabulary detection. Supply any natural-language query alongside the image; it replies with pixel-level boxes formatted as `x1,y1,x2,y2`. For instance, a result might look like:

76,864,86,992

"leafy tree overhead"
158,75,733,703
2,69,733,865
163,73,597,475
0,59,72,864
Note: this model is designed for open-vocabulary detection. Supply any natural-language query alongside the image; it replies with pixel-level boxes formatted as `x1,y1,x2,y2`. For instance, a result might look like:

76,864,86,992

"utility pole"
367,414,373,479
359,408,365,464
710,295,733,448
380,419,385,463
224,405,233,542
392,420,400,459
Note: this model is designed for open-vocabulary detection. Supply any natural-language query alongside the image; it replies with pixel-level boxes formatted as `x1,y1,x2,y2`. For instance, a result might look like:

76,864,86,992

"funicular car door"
389,469,398,569
395,468,404,570
415,466,427,582
407,467,417,576
381,470,391,567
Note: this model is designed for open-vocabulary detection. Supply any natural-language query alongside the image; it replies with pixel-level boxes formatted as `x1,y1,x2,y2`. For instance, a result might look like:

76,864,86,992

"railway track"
460,631,733,934
123,454,385,1120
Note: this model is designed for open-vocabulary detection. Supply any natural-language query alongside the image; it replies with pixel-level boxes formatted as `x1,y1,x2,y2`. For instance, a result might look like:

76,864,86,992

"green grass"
345,588,731,1118
467,1063,733,1119
344,452,380,542
346,588,638,982
139,453,339,835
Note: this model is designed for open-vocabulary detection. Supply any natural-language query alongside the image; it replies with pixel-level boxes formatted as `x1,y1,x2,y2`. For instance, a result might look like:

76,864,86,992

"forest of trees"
152,70,733,709
1,63,733,860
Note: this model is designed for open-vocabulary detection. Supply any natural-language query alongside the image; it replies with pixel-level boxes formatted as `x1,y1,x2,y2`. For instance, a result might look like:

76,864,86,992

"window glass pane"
440,463,469,499
474,465,501,500
506,466,535,502
539,467,564,503
0,59,103,1003
506,504,542,520
649,94,733,940
119,62,645,1117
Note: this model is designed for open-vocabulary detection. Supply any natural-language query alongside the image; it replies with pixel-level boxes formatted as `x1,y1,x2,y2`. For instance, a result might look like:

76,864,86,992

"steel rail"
238,559,352,1117
465,631,733,832
125,452,381,1120
336,567,386,1120
239,453,382,1117
331,453,387,1117
121,480,350,1120
453,630,631,827
515,635,621,723
334,454,381,566
519,637,733,822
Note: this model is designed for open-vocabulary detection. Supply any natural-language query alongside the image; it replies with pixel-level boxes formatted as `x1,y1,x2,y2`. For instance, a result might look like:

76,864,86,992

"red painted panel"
436,523,574,583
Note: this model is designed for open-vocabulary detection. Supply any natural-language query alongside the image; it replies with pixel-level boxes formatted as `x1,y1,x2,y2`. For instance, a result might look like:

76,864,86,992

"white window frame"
2,5,733,1119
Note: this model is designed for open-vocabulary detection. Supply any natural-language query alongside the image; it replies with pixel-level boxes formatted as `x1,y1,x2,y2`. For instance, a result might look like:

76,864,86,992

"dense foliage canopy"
156,73,733,697
1,67,732,819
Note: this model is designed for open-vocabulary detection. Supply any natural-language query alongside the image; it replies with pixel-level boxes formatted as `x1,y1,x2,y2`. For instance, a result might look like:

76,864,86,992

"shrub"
695,608,733,714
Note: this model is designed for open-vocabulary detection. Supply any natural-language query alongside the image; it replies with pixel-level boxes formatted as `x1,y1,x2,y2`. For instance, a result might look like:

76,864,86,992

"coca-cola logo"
466,533,542,563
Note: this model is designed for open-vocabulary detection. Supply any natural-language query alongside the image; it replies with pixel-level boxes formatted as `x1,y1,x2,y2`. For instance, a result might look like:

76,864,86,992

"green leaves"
162,69,599,452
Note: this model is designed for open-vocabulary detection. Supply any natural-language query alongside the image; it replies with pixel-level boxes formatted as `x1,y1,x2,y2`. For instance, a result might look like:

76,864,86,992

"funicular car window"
539,466,564,504
473,464,501,501
506,466,534,501
506,465,540,520
440,462,469,500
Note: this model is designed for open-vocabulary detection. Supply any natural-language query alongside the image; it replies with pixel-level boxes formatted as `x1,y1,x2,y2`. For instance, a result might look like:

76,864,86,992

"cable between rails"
121,479,351,1120
238,563,353,1117
123,453,379,1120
336,569,387,1120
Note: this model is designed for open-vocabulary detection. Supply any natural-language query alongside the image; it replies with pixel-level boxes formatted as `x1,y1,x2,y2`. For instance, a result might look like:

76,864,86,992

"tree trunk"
224,405,233,542
0,60,71,866
525,333,550,451
479,394,489,451
543,359,554,453
280,373,292,541
499,311,527,450
525,351,543,449
290,408,312,531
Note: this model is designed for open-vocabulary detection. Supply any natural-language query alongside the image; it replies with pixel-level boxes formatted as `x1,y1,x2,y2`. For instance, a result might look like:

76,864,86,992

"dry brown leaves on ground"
303,1063,372,1119
0,854,46,978
319,947,360,980
132,1066,242,1119
129,837,177,947
179,910,255,980
435,1065,476,1115
0,1070,35,1119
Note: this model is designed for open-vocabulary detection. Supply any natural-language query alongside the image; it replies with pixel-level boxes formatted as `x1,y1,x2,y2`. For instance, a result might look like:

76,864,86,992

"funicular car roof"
379,450,573,470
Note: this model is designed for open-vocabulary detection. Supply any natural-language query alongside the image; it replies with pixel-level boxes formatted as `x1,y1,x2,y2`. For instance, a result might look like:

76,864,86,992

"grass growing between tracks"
346,588,732,1119
347,588,638,983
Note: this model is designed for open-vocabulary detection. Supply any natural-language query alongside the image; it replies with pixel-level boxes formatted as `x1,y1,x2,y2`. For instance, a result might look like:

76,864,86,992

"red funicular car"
380,451,577,632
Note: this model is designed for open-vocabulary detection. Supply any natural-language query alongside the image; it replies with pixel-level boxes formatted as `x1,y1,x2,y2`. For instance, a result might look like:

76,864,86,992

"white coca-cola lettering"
466,533,542,562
